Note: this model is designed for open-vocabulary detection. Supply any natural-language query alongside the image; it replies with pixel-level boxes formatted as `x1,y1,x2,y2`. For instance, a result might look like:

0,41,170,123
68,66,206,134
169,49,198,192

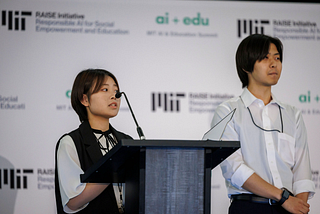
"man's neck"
247,85,272,105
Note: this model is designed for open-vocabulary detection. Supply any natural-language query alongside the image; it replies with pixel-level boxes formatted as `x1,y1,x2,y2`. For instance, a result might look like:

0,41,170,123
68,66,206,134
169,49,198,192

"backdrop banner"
0,1,319,213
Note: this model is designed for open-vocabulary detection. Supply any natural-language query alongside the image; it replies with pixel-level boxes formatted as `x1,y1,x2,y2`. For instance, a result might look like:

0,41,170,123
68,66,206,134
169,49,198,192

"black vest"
55,121,132,214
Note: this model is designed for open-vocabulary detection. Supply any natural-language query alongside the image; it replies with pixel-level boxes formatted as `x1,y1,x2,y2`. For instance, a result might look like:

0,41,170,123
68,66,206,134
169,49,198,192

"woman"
55,69,132,214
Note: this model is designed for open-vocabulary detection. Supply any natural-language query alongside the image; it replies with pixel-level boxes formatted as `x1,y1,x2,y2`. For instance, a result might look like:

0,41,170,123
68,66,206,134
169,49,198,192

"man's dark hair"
71,68,120,122
236,34,283,88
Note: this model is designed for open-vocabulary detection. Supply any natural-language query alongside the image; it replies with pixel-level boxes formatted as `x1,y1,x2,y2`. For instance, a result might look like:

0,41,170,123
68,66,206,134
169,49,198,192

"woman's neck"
88,117,110,132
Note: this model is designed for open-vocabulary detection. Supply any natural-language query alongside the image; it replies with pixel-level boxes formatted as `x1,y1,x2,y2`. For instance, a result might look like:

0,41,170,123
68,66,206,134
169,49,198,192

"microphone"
116,91,145,140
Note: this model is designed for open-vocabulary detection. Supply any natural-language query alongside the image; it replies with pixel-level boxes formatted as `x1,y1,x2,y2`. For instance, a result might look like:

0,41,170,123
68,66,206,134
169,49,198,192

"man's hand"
282,196,310,214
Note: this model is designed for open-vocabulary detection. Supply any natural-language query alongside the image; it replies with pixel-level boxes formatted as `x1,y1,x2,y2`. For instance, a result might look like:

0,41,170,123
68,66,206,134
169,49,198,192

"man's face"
248,43,282,88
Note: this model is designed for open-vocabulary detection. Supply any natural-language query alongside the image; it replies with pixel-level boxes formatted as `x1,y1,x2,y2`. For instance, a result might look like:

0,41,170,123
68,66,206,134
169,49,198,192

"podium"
80,139,240,214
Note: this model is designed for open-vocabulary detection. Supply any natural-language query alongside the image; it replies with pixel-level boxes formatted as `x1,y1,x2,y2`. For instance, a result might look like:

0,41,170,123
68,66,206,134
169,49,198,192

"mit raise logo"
152,92,185,112
237,19,270,38
1,10,32,31
0,168,33,189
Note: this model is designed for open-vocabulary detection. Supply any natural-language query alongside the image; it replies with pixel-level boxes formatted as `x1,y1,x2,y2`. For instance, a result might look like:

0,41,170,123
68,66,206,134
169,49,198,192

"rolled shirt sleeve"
212,103,255,194
291,110,315,198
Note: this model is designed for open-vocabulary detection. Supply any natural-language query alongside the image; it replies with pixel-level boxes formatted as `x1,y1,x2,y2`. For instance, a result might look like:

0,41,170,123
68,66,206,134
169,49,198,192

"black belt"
231,194,277,205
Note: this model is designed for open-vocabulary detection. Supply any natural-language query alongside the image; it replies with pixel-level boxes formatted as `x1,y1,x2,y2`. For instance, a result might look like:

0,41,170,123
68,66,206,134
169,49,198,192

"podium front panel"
80,139,240,214
144,147,204,214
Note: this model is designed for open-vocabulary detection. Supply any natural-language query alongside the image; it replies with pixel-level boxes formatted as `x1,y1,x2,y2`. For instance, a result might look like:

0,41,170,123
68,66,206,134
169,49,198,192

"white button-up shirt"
211,88,315,198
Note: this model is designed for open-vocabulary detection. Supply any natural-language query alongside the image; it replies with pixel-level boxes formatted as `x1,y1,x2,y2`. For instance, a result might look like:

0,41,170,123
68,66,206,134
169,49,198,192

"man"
211,34,315,214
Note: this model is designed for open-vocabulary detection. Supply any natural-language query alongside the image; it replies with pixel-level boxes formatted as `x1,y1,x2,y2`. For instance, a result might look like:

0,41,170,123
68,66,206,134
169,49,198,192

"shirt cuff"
62,183,88,213
64,203,89,214
293,179,316,199
231,163,255,189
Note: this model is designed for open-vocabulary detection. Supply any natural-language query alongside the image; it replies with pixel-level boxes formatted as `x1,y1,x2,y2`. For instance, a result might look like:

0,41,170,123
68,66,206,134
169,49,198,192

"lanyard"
247,105,283,133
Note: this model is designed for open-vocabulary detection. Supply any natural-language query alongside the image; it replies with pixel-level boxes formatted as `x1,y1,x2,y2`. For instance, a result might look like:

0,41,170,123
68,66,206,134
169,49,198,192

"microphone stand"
116,92,145,140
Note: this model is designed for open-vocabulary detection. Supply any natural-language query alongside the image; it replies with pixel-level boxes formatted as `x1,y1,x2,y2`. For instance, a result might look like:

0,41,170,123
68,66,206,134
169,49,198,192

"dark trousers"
229,200,291,214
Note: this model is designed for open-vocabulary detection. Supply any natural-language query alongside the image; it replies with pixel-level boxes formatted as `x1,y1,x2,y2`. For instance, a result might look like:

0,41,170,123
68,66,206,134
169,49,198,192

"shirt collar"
91,128,112,135
240,87,285,109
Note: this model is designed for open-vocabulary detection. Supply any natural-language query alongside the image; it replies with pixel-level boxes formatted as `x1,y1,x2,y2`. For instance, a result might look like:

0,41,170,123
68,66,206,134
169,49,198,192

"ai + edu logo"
1,10,32,31
66,90,71,98
299,91,320,103
152,92,185,112
0,168,33,189
156,13,209,26
237,19,270,38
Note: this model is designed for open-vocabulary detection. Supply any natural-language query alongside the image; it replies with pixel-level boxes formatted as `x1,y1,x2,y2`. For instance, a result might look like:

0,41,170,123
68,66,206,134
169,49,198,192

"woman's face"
82,76,121,122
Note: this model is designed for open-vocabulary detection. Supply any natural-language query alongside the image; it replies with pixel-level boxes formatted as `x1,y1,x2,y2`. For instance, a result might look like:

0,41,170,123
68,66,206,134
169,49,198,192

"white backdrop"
0,1,319,213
